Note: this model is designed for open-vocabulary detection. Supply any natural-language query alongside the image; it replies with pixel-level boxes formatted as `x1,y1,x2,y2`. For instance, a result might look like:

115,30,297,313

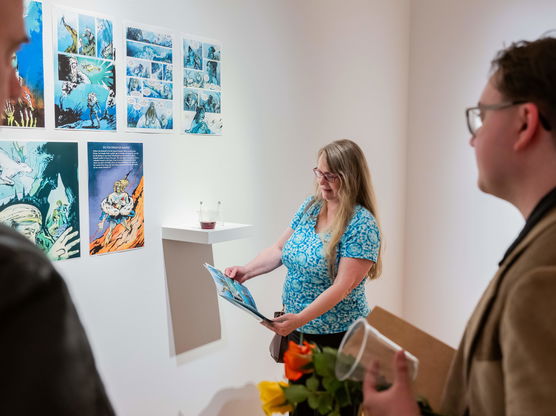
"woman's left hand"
262,313,303,336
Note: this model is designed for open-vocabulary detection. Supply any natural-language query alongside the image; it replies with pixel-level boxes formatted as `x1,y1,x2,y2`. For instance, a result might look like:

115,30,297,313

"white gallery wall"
0,0,410,415
404,0,556,347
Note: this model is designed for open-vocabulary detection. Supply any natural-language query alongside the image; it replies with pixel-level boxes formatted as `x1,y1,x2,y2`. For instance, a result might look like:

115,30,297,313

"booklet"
204,263,272,322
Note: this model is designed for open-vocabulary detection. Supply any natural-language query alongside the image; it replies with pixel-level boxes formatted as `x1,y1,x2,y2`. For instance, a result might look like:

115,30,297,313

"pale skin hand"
48,226,80,260
262,256,373,336
362,350,420,416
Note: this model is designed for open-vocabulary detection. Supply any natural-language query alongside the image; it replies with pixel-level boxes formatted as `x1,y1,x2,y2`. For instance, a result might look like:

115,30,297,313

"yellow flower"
257,381,294,415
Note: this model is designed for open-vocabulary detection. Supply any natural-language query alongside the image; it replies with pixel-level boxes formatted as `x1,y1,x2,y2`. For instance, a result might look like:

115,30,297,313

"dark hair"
491,35,556,134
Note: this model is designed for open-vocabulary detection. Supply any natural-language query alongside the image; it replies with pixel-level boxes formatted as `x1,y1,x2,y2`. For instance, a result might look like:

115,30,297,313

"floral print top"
282,196,380,334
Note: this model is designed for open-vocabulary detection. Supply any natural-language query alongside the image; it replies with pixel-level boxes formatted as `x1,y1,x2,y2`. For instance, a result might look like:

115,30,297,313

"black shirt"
499,186,556,266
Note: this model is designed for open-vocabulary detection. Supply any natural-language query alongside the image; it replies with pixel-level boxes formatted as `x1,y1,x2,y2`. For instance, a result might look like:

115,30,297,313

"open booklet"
204,263,272,322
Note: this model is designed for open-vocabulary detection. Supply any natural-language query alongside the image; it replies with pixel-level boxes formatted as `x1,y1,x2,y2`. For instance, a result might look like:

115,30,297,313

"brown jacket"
441,207,556,416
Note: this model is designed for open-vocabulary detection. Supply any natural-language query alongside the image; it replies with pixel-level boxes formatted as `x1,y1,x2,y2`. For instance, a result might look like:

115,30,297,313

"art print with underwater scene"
125,23,174,132
53,6,116,130
182,35,222,135
0,141,80,261
88,142,144,255
2,0,45,129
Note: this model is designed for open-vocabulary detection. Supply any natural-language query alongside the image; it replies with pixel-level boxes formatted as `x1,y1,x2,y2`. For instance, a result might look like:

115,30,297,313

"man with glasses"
0,0,114,414
364,35,556,416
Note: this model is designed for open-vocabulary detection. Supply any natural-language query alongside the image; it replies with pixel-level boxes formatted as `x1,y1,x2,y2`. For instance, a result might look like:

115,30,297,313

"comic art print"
2,1,45,128
125,23,174,132
53,7,116,130
0,141,80,261
182,35,222,135
88,142,144,255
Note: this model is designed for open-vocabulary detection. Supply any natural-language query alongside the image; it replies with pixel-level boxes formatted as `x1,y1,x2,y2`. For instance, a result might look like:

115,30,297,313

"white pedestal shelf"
161,221,254,356
161,222,254,244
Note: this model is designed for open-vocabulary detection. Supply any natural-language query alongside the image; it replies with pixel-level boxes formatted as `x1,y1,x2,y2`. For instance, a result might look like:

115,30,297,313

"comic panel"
125,24,174,131
56,8,79,54
54,54,116,130
184,107,222,135
152,62,173,82
204,60,221,91
203,42,221,61
183,88,199,112
96,18,114,60
126,26,172,48
78,14,96,56
0,141,80,261
2,0,45,128
142,80,173,100
88,142,144,255
126,58,151,79
127,77,143,97
183,35,223,136
126,40,172,64
184,69,204,88
127,97,173,130
199,90,221,113
54,7,116,131
183,38,202,70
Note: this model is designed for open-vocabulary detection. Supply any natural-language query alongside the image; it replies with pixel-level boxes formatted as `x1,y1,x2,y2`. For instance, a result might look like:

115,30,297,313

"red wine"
200,221,216,229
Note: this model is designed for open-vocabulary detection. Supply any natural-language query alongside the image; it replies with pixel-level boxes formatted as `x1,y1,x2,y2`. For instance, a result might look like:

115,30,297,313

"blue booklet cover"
204,263,271,322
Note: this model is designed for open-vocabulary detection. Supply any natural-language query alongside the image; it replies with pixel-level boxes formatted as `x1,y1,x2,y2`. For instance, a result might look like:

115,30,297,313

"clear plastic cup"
335,318,419,384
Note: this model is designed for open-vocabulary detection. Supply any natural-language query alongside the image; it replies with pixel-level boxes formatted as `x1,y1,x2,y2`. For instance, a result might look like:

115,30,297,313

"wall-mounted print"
1,0,45,128
182,36,222,135
88,142,144,255
125,24,174,131
53,7,116,130
0,141,80,261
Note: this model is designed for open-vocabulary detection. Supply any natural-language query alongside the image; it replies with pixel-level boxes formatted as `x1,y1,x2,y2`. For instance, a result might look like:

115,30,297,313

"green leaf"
284,385,309,404
306,375,320,392
313,352,335,378
308,392,320,409
322,376,342,394
318,394,333,414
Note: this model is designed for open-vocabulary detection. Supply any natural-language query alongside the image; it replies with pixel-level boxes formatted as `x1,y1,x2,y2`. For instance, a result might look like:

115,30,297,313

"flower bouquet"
257,340,443,416
258,340,362,416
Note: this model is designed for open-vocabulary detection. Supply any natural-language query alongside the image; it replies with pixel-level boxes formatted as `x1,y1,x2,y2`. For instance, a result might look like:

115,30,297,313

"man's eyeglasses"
313,168,339,182
465,100,552,136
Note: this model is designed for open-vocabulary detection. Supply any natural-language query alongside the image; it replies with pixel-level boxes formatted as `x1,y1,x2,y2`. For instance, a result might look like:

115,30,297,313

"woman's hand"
224,266,250,283
262,313,304,336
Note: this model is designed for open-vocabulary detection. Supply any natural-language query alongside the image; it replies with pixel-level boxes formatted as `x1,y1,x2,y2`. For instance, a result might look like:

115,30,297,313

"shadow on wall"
195,383,261,416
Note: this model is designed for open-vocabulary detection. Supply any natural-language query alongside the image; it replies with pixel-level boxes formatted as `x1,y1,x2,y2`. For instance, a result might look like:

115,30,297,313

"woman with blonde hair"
225,139,381,415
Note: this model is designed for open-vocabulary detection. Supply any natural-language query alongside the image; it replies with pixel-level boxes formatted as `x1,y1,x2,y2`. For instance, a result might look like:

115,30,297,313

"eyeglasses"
465,100,552,136
313,168,339,182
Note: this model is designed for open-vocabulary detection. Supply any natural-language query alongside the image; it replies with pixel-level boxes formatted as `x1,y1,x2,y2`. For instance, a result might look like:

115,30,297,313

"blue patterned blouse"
281,196,380,334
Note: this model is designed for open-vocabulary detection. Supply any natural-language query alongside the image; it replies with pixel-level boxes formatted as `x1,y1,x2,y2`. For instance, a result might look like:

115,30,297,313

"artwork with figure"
88,142,144,255
54,7,116,130
1,0,45,128
183,36,222,135
0,141,80,261
126,24,174,131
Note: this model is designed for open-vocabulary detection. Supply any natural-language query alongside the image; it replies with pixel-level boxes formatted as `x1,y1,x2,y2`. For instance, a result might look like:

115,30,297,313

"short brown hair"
491,35,556,134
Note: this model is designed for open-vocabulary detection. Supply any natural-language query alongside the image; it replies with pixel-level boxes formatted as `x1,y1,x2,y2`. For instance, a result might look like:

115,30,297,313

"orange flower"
284,340,317,381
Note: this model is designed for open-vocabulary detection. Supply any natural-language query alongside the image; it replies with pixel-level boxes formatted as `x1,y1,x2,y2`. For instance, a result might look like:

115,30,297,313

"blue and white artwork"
0,141,80,261
54,7,116,130
182,35,222,135
125,24,174,132
127,97,173,130
2,0,45,128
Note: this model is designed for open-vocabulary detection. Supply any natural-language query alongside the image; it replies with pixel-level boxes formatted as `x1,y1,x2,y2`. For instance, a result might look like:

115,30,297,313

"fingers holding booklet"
204,263,272,322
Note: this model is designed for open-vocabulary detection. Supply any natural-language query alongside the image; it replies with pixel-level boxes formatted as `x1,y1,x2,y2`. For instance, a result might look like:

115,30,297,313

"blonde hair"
309,139,382,280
